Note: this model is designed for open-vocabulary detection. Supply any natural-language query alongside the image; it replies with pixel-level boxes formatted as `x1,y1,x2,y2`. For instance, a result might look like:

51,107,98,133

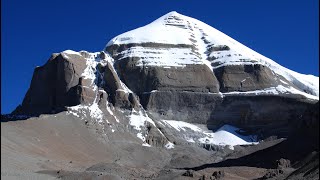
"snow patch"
88,103,104,122
62,50,82,55
81,58,99,87
67,111,80,118
198,125,258,147
162,120,202,132
136,132,146,141
161,120,258,149
223,85,319,100
142,143,151,147
165,142,175,149
186,138,195,143
128,110,155,131
68,103,106,123
126,109,161,147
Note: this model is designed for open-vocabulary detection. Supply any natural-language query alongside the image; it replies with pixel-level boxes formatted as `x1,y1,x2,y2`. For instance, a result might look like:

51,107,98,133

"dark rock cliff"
13,53,88,115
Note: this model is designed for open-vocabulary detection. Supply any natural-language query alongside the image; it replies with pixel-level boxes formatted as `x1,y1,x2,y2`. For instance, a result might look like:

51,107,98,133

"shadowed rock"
13,53,90,115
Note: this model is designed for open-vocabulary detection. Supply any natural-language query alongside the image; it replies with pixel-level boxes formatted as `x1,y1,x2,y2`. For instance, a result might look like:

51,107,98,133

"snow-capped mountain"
11,11,319,150
3,11,319,180
106,11,318,98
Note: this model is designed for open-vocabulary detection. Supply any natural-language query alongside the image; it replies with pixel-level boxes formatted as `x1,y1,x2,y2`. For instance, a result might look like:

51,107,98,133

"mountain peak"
156,11,189,27
160,11,190,21
164,11,181,16
105,12,319,98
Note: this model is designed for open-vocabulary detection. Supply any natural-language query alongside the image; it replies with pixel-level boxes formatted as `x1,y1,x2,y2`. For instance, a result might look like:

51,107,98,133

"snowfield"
161,120,258,149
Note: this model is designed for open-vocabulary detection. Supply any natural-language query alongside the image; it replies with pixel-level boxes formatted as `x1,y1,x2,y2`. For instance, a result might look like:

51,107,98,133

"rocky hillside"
2,11,319,179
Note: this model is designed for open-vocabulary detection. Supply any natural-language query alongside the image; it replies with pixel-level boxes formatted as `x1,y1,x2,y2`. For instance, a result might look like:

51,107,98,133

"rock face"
14,52,89,115
210,96,312,131
98,62,139,109
141,91,222,124
114,61,220,94
214,64,280,92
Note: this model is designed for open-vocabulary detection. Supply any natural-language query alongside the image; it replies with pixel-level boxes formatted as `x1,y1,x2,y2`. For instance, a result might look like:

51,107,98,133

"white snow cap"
105,11,319,98
106,11,196,46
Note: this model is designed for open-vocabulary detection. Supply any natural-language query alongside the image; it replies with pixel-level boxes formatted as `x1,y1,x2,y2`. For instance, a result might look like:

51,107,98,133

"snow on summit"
106,11,319,98
107,11,195,46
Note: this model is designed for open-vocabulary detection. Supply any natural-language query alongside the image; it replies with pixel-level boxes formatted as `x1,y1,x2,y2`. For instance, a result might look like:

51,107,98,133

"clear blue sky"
1,0,319,114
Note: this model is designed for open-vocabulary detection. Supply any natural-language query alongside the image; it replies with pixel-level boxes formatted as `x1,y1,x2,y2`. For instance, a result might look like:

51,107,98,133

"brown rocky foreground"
1,102,318,180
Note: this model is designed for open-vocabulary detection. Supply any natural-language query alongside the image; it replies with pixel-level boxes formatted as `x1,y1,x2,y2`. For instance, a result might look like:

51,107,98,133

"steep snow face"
105,11,319,98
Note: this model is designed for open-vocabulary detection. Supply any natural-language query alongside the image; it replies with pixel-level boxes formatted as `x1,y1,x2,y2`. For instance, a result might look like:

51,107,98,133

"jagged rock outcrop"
98,61,139,109
13,50,138,116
